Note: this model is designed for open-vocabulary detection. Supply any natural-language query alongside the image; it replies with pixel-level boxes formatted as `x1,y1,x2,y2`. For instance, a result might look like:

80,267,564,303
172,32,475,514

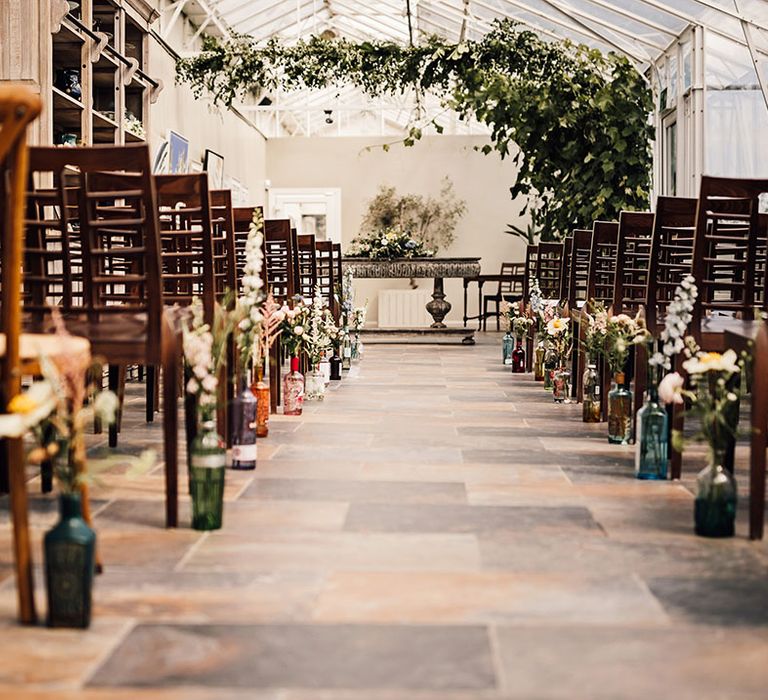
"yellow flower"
8,394,39,415
682,349,740,375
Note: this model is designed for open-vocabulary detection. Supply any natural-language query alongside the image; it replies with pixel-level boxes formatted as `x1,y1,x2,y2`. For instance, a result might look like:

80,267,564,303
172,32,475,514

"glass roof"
179,0,768,135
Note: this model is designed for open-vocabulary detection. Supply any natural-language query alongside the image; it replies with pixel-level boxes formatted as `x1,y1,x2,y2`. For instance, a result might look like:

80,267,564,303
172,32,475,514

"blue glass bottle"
635,382,668,479
502,332,513,365
695,447,737,537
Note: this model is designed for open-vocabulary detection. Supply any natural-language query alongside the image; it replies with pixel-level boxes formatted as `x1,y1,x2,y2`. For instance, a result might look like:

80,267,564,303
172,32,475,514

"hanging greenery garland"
176,20,653,238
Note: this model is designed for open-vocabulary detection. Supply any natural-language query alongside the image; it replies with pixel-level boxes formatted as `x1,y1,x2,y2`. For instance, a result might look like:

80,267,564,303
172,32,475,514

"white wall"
266,135,528,324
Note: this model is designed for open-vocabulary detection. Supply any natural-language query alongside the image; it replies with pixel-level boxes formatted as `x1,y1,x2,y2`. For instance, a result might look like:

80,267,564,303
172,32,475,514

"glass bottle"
608,371,632,444
553,368,571,403
543,346,557,391
533,337,545,381
251,362,270,438
283,356,304,416
319,352,331,385
694,447,737,537
502,332,514,366
635,381,668,480
351,331,361,361
230,375,257,470
511,338,526,373
582,360,601,423
44,491,96,628
342,331,352,370
189,418,226,531
305,363,326,401
330,345,342,380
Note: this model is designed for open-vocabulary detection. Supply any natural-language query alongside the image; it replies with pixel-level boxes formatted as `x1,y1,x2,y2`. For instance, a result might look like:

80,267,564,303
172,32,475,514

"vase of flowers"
533,337,546,381
280,299,310,415
302,291,339,400
604,312,646,444
545,315,572,402
502,331,514,366
350,305,367,361
582,360,601,422
184,299,233,530
581,301,608,422
660,347,742,538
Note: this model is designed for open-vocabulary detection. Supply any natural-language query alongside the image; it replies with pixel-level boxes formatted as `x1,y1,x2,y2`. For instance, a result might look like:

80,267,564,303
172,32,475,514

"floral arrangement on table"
346,226,435,260
236,209,266,374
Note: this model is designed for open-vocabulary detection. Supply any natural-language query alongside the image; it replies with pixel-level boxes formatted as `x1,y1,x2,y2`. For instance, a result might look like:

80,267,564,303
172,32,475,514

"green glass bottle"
189,418,226,531
694,447,737,538
635,382,669,480
44,491,96,628
608,372,632,444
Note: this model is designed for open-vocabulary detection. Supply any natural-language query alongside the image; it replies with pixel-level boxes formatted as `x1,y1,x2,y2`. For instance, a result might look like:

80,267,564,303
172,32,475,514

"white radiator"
378,288,433,328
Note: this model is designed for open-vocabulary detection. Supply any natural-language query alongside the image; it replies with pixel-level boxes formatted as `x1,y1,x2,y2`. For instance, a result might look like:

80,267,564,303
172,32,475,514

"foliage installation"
177,19,653,237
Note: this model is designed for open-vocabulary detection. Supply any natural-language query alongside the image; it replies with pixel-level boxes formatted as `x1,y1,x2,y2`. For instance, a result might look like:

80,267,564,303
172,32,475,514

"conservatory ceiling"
175,0,768,136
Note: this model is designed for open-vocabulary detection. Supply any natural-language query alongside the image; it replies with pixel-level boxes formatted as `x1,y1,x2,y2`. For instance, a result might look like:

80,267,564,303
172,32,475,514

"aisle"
1,338,767,698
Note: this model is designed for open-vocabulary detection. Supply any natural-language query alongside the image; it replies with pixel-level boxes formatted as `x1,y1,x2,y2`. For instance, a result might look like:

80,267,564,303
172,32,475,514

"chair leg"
41,459,53,493
107,365,122,448
146,365,156,423
161,325,179,529
750,326,768,540
670,356,686,480
495,301,500,332
7,437,36,624
0,440,9,494
270,344,279,413
482,299,487,332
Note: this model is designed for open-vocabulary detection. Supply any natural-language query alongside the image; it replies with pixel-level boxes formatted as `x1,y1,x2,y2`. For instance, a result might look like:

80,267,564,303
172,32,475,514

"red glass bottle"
283,356,304,416
511,338,526,373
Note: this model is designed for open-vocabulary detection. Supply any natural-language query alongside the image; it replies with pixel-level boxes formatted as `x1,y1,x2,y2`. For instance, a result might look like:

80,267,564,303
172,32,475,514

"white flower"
546,317,568,335
682,350,740,376
94,390,120,425
201,375,218,393
0,381,57,438
193,364,208,380
294,325,304,336
658,372,684,405
187,378,199,394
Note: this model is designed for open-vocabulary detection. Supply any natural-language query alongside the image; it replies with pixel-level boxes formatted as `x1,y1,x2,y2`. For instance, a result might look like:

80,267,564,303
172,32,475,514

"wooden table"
462,273,525,330
342,257,481,343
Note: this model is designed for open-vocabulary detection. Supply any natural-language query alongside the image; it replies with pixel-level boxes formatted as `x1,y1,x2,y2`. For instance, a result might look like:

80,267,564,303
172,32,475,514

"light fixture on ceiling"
324,109,334,124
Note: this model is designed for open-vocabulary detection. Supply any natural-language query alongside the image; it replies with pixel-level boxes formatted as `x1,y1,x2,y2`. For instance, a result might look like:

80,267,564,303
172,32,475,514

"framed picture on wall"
168,130,189,174
203,149,225,189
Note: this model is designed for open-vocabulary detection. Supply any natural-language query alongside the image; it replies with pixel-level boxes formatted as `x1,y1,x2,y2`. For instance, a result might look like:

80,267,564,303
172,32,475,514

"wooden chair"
233,205,265,291
523,246,538,368
297,233,318,299
264,219,297,304
582,222,619,415
560,235,574,301
612,211,655,412
25,144,181,530
671,177,768,479
536,241,565,300
482,262,525,331
567,229,593,400
0,85,43,624
315,240,337,318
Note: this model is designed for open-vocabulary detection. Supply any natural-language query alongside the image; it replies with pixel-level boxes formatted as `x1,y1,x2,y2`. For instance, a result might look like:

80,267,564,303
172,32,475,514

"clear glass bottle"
319,352,331,385
351,331,361,361
283,356,304,416
543,346,557,391
189,418,226,531
502,332,514,365
511,338,526,373
342,331,352,370
553,368,571,403
305,364,326,401
635,382,668,480
608,372,632,444
230,376,257,470
694,447,737,537
582,360,601,423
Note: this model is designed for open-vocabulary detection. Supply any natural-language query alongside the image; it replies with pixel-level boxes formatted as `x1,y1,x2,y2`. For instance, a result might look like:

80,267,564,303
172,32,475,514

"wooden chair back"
209,190,238,302
0,84,42,624
756,214,768,309
233,206,265,291
567,229,592,308
497,261,523,297
264,219,296,304
297,233,318,298
536,241,565,299
524,244,538,299
645,196,698,330
315,240,337,317
586,221,619,306
690,176,768,337
613,211,655,315
154,174,217,323
560,235,573,301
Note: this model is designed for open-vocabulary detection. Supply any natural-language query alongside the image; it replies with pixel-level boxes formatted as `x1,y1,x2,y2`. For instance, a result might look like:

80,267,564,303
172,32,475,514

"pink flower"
658,372,684,405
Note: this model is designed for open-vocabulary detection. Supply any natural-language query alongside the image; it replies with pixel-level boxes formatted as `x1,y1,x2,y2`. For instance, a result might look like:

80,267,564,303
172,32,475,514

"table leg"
477,281,484,331
463,279,469,328
426,277,451,329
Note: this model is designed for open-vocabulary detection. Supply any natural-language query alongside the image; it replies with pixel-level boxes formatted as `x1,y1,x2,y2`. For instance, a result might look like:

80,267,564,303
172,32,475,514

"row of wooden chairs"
0,86,346,622
518,176,768,540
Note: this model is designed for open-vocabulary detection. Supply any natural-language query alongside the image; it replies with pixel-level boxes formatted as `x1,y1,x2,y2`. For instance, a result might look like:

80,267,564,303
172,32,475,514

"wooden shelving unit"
47,0,161,147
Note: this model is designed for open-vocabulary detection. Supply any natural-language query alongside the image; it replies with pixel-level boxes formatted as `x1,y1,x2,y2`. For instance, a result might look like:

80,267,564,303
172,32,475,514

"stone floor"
0,336,767,699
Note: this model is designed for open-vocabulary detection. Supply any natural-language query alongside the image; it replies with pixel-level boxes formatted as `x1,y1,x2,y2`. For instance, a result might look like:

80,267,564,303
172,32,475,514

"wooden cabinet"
0,0,161,146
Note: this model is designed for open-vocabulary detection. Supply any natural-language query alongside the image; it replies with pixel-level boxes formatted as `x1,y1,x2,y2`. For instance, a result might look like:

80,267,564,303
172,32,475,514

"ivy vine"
176,20,654,238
